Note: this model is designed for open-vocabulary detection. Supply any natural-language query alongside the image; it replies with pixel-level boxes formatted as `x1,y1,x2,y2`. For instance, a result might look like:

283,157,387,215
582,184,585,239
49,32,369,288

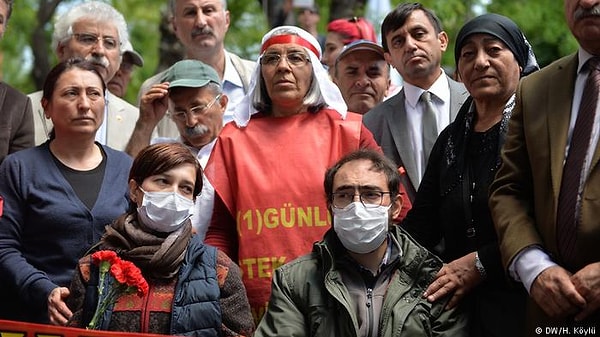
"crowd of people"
0,0,599,336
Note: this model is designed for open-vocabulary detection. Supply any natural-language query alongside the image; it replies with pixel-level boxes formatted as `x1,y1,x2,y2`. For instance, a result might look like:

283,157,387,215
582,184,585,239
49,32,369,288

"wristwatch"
474,252,487,279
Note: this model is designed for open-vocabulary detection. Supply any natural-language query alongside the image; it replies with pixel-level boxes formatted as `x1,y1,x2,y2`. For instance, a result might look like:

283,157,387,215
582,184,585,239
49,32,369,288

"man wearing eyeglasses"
132,0,255,144
254,149,468,337
128,59,227,239
28,1,140,151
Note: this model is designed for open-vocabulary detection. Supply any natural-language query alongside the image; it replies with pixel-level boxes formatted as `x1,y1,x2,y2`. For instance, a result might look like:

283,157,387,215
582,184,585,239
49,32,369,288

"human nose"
184,111,200,127
354,74,371,88
473,49,489,70
194,11,208,26
78,94,92,111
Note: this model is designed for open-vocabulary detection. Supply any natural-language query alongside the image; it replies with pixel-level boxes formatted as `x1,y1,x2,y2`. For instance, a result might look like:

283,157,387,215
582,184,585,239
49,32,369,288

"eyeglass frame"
260,51,311,67
71,33,121,51
168,94,222,121
331,190,392,209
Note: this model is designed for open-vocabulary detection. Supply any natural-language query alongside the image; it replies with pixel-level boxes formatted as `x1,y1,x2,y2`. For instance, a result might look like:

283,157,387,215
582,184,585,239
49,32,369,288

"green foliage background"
0,0,577,105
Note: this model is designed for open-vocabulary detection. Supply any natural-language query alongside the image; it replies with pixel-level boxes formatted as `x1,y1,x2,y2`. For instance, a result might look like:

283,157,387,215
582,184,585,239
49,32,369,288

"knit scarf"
439,94,515,196
100,212,192,279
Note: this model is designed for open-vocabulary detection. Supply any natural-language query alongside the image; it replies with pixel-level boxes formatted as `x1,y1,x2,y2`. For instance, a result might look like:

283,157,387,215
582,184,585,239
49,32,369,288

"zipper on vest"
140,283,152,333
366,287,374,337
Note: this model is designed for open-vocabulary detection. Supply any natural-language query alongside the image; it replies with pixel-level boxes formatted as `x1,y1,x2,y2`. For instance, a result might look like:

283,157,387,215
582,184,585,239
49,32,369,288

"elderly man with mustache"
490,0,600,331
28,1,140,151
127,0,255,156
132,59,228,240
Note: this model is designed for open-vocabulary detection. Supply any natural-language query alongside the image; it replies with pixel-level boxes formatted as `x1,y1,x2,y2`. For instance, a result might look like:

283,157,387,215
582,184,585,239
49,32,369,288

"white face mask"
332,202,390,254
137,188,194,233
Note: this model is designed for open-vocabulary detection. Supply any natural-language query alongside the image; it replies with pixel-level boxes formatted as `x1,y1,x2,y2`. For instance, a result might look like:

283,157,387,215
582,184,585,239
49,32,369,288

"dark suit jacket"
363,75,468,201
489,53,600,326
0,82,33,163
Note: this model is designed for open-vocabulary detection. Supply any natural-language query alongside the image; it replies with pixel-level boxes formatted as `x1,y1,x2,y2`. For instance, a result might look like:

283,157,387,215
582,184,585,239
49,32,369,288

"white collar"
403,70,450,107
224,50,243,88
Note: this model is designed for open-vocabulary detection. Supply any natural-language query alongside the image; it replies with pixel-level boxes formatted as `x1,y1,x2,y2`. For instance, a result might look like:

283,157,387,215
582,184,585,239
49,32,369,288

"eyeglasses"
72,33,120,50
260,52,311,67
331,190,391,209
169,94,222,121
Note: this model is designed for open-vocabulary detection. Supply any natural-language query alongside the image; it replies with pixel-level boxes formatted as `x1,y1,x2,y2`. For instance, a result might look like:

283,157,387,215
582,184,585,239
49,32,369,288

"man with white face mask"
125,59,228,239
254,149,468,337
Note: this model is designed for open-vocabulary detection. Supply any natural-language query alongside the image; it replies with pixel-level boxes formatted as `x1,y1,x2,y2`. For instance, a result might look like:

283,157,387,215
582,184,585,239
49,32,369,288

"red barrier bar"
0,319,175,337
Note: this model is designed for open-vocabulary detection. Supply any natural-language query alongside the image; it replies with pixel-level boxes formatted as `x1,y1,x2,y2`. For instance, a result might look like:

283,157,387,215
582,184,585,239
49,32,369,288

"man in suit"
363,3,468,203
489,0,600,329
0,0,33,163
29,1,139,151
129,0,255,153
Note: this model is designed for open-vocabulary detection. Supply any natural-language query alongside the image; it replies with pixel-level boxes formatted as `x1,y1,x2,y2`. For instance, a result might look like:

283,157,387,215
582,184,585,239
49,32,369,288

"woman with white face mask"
65,143,254,336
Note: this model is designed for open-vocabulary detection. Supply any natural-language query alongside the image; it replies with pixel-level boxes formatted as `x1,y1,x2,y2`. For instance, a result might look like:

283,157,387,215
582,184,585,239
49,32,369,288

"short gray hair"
52,1,129,53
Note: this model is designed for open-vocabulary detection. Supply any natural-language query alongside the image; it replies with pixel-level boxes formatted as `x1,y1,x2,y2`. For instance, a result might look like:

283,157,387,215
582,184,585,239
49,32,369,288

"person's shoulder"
226,50,256,66
27,90,43,101
364,90,404,119
0,82,30,101
101,145,133,163
109,95,138,111
391,226,443,276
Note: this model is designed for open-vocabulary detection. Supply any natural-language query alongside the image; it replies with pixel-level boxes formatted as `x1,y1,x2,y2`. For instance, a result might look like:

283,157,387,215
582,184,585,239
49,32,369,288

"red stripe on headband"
261,35,320,59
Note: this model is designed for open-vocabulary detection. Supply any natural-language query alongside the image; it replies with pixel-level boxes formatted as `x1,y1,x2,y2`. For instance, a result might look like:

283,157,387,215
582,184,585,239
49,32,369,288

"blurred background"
1,0,576,105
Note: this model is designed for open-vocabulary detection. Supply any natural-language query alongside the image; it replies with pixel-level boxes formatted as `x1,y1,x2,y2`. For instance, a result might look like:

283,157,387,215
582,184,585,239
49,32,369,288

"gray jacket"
254,226,469,337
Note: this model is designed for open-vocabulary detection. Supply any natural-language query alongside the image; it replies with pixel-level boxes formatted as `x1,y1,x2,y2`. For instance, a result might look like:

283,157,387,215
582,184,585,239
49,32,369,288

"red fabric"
0,196,3,217
205,109,379,321
261,35,320,58
326,17,377,44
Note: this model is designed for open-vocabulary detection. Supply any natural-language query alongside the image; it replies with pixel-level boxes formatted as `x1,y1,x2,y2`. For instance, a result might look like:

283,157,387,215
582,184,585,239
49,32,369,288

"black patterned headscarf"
454,13,539,76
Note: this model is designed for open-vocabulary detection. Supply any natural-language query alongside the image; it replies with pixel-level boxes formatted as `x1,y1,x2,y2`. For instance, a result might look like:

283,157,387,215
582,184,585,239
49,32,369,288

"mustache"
191,26,214,38
184,124,209,137
85,55,110,68
574,5,600,20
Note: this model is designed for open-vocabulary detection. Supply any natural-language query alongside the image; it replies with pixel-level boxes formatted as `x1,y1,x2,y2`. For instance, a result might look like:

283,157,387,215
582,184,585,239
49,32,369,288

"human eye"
190,104,209,115
171,110,187,120
203,5,217,15
287,52,307,65
77,33,97,45
413,29,427,40
182,7,197,17
180,184,194,196
334,190,353,202
460,47,475,59
261,53,280,66
391,37,404,49
87,89,103,100
63,88,79,98
361,191,382,202
102,37,118,50
367,67,383,78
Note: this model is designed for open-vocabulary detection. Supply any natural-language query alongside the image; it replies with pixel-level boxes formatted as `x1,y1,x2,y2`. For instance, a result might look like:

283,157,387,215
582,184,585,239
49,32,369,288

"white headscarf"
233,26,347,127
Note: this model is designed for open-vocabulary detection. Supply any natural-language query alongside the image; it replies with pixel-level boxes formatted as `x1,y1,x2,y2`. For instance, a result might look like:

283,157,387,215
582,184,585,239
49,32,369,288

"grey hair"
52,1,129,53
252,27,325,114
169,0,227,15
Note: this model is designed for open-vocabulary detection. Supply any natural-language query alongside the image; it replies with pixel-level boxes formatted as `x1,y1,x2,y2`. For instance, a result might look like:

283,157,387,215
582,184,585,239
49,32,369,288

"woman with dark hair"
204,25,381,323
0,58,132,323
401,13,540,336
66,142,254,336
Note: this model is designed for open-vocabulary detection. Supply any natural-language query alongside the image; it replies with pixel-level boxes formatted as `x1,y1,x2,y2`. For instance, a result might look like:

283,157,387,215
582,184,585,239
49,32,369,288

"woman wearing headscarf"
401,13,539,336
204,25,381,323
